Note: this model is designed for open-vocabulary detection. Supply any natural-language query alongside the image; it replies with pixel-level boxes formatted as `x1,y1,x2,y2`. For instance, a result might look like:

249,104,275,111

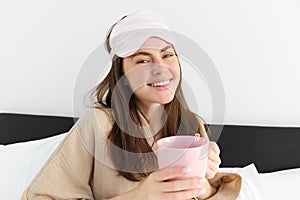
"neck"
137,102,166,137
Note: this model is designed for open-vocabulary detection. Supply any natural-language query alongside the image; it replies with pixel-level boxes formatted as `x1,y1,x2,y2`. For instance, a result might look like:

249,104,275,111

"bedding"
219,164,267,200
0,133,67,199
260,167,300,199
0,112,300,199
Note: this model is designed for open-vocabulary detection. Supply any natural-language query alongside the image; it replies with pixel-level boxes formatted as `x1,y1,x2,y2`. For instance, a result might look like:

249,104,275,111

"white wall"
1,0,299,126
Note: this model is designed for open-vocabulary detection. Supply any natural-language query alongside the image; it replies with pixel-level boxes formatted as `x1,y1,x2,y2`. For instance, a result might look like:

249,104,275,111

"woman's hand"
112,166,206,200
206,142,221,179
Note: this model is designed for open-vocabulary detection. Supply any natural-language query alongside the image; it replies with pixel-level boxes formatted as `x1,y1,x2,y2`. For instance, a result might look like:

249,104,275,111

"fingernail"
182,167,192,173
198,189,206,195
198,177,205,184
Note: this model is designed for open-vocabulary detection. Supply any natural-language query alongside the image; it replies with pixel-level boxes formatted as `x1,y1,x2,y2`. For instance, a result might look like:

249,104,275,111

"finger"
206,156,220,179
161,176,205,192
208,150,221,165
151,166,190,181
162,187,206,200
209,142,220,155
207,155,220,172
206,166,217,179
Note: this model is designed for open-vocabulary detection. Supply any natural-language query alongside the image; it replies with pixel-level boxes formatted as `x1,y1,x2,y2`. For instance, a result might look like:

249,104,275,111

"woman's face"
123,37,181,110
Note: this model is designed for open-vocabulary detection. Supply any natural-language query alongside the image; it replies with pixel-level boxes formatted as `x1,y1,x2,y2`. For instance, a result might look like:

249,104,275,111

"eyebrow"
131,45,174,59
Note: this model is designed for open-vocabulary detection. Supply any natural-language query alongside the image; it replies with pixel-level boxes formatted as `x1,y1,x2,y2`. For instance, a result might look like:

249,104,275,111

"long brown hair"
90,19,209,181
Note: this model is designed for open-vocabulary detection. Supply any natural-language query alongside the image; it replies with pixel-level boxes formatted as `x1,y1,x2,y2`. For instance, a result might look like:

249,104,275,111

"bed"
1,112,300,199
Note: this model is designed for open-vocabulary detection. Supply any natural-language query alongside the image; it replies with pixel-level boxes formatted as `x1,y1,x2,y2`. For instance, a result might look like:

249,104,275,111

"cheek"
168,60,181,78
125,68,150,91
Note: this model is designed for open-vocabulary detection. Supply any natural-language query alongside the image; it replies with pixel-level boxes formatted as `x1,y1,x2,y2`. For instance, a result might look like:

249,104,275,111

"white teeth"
150,80,170,87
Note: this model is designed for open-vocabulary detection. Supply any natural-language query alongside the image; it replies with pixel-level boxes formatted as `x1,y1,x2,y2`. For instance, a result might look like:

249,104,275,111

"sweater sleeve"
206,172,242,200
21,119,96,200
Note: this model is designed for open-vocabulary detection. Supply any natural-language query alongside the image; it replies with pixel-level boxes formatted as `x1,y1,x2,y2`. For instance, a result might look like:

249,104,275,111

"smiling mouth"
148,80,171,87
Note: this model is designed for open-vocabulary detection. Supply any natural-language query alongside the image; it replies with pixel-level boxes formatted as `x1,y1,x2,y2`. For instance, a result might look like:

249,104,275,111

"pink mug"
156,134,209,180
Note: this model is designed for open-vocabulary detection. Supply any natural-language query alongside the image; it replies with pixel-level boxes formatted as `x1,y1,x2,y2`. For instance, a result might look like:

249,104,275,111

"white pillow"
259,167,300,200
0,133,67,199
219,164,268,200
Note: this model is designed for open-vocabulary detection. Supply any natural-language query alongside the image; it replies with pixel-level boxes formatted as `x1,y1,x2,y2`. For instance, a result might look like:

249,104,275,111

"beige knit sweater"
21,109,241,200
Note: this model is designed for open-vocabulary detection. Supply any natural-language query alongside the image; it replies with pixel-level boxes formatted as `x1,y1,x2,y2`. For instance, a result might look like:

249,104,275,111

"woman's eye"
163,53,173,58
137,59,149,64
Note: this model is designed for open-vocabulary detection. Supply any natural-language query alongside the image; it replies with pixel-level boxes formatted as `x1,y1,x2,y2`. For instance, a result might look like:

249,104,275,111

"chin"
157,95,175,105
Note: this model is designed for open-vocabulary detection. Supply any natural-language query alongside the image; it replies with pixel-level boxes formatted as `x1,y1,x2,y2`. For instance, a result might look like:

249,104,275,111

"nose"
151,58,168,75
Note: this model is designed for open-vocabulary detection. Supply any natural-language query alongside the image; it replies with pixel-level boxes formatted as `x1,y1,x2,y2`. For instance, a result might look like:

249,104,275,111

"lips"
148,80,171,87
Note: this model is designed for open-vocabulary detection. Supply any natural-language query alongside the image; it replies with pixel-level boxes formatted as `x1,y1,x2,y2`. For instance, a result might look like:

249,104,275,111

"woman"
21,10,240,200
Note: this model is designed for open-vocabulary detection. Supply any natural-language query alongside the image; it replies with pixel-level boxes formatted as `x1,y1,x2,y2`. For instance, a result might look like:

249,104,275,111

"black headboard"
214,125,300,173
1,113,300,173
0,113,77,144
